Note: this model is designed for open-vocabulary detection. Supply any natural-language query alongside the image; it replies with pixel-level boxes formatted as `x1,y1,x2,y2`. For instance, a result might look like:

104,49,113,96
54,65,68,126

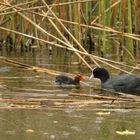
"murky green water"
0,49,140,140
0,109,139,140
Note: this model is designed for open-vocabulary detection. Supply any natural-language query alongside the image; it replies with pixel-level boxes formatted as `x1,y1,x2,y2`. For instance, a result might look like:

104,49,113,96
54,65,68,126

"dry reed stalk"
25,0,59,48
91,0,121,24
1,25,140,75
1,1,140,74
42,10,92,70
0,56,89,78
41,15,140,42
0,56,61,75
0,0,38,12
3,0,96,70
0,0,13,23
0,98,84,103
43,0,95,7
0,25,139,75
2,2,140,42
3,1,74,48
69,93,140,102
42,0,100,68
0,0,93,13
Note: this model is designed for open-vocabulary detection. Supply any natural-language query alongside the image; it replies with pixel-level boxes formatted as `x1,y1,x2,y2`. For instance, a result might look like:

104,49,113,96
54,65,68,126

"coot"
55,74,84,86
90,67,140,95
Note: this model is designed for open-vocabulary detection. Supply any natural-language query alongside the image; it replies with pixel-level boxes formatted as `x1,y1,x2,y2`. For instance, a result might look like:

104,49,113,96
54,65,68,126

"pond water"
0,48,140,140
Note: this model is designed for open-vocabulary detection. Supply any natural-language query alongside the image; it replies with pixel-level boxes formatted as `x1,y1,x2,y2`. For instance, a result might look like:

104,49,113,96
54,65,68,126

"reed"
127,0,133,53
0,0,140,73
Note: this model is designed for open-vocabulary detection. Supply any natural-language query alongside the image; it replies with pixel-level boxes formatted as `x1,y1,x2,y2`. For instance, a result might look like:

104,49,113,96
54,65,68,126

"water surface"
0,49,139,140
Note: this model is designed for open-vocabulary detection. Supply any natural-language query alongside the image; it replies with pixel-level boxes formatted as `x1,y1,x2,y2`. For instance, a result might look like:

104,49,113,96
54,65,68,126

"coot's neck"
101,76,109,83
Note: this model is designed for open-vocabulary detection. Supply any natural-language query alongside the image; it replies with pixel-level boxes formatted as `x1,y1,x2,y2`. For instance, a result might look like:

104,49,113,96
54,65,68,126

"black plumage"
90,67,140,95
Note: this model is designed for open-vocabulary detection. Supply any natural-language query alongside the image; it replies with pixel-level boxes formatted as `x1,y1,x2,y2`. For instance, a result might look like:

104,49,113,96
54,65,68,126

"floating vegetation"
116,130,135,136
96,112,111,116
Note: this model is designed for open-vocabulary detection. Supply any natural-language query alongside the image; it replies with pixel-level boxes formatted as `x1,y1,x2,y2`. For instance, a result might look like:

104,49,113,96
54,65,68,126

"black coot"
90,67,140,95
56,74,84,86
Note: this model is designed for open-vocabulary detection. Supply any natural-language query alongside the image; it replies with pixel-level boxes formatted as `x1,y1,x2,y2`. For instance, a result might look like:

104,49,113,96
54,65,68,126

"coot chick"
56,74,84,87
90,67,140,95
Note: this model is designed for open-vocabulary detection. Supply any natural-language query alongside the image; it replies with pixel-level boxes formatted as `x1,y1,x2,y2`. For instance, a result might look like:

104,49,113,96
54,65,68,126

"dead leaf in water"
71,62,79,65
31,45,38,48
26,129,34,133
96,112,111,116
116,130,135,135
35,75,41,78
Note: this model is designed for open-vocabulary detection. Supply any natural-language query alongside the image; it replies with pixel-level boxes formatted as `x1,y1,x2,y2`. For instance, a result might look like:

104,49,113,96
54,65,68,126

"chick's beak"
89,74,94,80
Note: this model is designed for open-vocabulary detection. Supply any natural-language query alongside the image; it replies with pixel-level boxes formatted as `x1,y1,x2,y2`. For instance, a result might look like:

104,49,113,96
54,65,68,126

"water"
0,48,140,140
0,109,139,140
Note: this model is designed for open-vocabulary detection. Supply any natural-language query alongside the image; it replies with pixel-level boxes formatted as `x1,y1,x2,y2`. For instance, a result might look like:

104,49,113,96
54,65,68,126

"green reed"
0,0,140,60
